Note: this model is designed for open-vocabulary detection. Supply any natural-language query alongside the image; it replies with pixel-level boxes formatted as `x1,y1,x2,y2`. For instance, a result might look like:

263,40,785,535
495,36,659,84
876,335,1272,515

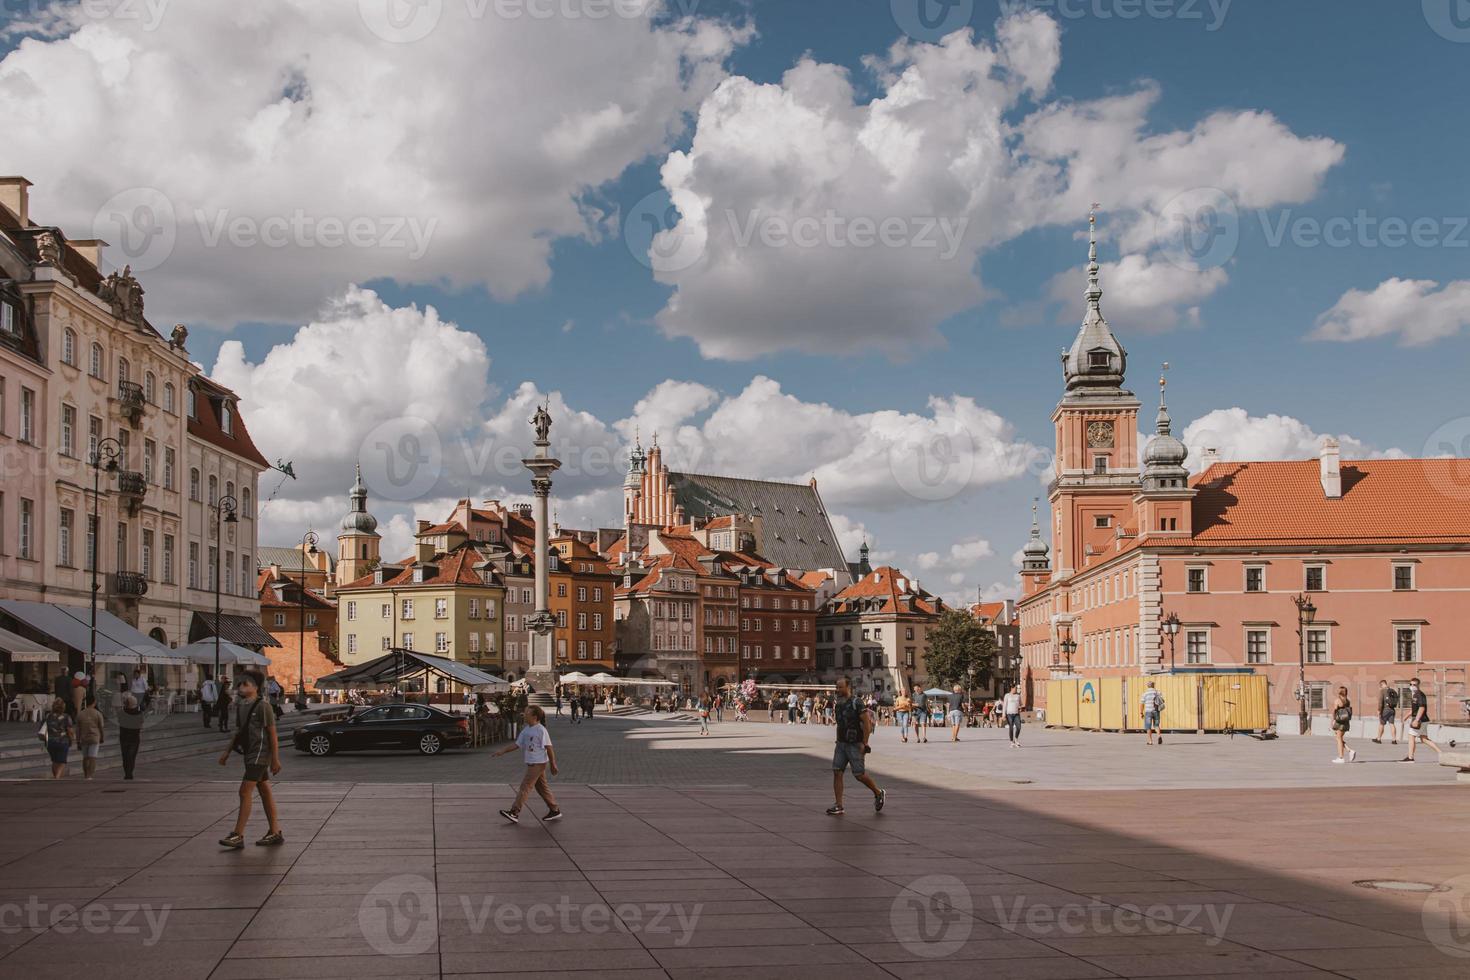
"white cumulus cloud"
1181,408,1405,471
1311,278,1470,346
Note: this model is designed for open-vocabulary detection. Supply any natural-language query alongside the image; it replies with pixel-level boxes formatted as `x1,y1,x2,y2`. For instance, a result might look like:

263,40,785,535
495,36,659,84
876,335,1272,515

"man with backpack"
1400,678,1442,764
827,676,885,816
1141,681,1165,745
1372,679,1398,745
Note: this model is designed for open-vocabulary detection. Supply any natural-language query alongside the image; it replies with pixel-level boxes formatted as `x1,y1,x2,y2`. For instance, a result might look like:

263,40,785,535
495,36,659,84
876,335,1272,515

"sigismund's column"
523,403,561,688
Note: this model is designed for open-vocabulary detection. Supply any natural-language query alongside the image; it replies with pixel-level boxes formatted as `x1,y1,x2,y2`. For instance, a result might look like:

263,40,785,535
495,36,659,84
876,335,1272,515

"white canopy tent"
175,640,272,668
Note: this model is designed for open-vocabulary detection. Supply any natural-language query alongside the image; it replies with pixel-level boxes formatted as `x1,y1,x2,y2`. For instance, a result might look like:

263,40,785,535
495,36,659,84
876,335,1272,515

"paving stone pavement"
2,716,1469,979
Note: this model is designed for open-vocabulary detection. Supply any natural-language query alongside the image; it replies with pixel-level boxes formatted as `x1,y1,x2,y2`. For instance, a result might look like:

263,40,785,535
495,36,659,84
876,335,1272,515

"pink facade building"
1019,216,1470,722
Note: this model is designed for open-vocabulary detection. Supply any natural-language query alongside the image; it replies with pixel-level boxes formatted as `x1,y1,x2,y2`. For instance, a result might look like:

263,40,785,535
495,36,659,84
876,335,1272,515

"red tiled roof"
337,543,492,591
188,375,269,468
420,521,466,535
1187,459,1470,547
970,601,1006,621
796,570,832,590
834,566,941,615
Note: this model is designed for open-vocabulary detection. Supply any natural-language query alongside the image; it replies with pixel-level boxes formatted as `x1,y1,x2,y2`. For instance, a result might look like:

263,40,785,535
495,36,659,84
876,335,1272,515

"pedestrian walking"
1331,686,1357,764
216,678,231,733
1140,681,1163,746
894,689,912,743
117,694,144,780
1004,684,1023,747
803,695,814,724
714,693,724,722
947,684,964,742
495,705,562,823
39,698,74,779
1372,679,1398,745
912,688,929,742
786,691,798,724
827,676,885,816
76,695,105,780
1400,678,1442,764
555,687,564,717
569,693,580,724
582,692,594,720
698,693,711,735
129,668,150,712
217,670,285,849
200,675,218,729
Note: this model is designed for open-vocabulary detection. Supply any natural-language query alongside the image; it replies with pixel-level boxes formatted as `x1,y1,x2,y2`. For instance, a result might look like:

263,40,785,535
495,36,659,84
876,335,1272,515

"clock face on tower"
1086,421,1115,449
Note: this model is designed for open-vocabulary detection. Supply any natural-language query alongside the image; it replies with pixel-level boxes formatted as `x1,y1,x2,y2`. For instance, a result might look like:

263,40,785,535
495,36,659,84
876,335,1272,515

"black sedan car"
293,704,471,756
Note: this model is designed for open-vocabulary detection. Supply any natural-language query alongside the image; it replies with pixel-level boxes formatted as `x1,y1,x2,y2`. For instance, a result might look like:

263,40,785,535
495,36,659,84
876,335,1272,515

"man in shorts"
1372,679,1398,745
1140,681,1164,746
827,676,884,816
1400,678,1442,763
948,684,965,741
911,687,929,743
217,670,284,848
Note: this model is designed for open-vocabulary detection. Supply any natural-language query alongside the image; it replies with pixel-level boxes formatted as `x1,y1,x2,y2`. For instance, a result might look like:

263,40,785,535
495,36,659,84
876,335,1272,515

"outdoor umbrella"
588,672,620,684
559,671,591,685
923,688,953,697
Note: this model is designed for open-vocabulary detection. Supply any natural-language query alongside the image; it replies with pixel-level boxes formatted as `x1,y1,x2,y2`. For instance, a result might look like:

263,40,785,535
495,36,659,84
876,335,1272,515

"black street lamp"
1160,611,1181,672
296,530,319,711
1059,634,1077,674
88,437,122,695
1293,593,1318,736
211,494,238,688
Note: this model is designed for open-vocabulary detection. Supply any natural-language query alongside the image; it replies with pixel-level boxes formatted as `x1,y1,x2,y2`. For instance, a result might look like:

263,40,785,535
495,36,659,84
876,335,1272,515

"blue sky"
3,1,1467,600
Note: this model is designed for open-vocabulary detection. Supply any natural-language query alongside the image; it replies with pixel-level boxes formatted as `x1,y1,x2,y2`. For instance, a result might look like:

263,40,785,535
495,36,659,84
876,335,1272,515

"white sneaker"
1348,749,1357,763
1331,757,1345,764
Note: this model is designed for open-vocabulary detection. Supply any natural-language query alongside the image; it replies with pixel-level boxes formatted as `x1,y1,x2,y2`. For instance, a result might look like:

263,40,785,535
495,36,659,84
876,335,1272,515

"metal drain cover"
1354,879,1446,893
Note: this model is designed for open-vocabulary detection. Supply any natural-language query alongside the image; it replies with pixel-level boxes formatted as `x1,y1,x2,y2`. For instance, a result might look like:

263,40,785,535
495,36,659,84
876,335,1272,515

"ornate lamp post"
296,530,319,711
1059,635,1077,674
1160,611,1181,672
1293,594,1317,735
522,404,561,688
88,437,122,693
211,494,238,688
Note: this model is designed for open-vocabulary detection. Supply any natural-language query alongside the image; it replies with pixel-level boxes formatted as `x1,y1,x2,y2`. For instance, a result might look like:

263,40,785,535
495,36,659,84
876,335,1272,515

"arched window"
189,468,200,501
186,386,196,418
90,343,104,378
144,371,156,403
62,328,77,365
225,480,235,503
241,487,252,516
163,383,175,413
118,357,130,384
208,475,217,506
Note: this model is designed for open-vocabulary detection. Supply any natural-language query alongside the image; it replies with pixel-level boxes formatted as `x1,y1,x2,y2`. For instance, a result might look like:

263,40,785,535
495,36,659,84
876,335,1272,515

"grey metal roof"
258,546,336,573
666,472,849,576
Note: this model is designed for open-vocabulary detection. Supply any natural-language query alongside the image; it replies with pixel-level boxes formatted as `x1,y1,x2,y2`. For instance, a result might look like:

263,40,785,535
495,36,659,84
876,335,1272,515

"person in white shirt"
130,668,150,711
1140,681,1164,746
200,676,219,729
495,705,562,824
1003,685,1023,747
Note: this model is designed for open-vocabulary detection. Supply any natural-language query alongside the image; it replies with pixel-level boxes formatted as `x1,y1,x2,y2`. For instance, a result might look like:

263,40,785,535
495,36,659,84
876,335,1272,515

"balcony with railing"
116,469,147,515
116,379,146,425
111,570,148,598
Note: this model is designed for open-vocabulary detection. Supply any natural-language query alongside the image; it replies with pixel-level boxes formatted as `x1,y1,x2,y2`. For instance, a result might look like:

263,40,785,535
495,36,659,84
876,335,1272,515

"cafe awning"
0,600,183,665
189,611,282,648
316,650,508,691
0,625,57,662
175,640,272,667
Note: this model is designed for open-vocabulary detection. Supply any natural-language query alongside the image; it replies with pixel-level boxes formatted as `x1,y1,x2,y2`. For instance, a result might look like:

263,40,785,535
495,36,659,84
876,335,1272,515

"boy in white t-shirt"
495,705,561,824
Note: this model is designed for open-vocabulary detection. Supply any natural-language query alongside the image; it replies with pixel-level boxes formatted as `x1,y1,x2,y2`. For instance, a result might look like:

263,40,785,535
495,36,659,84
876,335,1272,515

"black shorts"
242,763,271,783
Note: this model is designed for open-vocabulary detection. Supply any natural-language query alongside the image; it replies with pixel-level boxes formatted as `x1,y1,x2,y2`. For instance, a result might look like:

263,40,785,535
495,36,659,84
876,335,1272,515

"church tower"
1135,366,1196,538
336,463,381,586
1049,209,1141,578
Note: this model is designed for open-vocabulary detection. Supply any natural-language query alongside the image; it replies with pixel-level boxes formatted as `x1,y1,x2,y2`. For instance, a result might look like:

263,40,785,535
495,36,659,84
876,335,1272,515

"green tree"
922,609,997,690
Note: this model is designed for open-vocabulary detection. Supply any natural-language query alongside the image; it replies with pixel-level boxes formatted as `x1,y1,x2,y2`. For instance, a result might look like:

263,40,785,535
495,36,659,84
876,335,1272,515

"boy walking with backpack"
1372,679,1398,745
827,676,884,816
495,705,562,823
1141,681,1164,745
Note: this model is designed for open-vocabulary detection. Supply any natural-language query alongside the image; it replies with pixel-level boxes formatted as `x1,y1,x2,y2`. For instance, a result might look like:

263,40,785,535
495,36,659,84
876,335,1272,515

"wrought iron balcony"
111,570,148,597
116,469,147,515
117,379,146,425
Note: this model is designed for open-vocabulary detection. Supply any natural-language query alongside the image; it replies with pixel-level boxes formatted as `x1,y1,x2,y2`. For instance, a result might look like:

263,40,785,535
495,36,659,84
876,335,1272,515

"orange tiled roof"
1187,459,1470,547
337,542,492,591
971,601,1006,621
834,566,942,615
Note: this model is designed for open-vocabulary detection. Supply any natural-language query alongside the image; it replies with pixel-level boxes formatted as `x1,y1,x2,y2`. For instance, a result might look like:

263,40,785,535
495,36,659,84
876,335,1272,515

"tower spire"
1086,203,1103,309
1062,204,1128,393
1156,362,1173,434
1022,496,1050,571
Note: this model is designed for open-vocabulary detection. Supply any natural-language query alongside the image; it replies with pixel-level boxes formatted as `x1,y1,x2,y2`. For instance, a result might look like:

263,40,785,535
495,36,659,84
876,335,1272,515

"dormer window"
1088,350,1111,369
221,401,233,435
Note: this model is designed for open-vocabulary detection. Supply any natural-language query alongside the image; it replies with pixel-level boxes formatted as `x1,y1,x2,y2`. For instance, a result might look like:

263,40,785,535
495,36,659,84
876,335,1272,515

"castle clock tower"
1049,209,1141,579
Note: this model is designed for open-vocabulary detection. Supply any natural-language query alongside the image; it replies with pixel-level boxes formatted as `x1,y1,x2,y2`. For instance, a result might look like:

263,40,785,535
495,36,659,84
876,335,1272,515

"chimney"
415,540,435,564
70,238,107,269
0,177,32,225
1320,437,1342,499
1199,447,1220,470
416,519,431,533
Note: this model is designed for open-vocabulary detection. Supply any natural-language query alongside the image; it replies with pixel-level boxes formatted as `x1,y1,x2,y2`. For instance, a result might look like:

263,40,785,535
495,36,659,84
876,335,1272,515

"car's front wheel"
419,732,443,755
307,734,334,757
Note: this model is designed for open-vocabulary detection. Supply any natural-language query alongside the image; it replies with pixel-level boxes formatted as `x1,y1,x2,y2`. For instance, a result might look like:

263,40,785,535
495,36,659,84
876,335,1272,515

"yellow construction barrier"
1049,673,1270,733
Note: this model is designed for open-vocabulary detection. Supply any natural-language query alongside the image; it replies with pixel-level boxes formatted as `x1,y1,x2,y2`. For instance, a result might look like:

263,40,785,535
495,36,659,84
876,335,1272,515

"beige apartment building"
0,177,266,650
